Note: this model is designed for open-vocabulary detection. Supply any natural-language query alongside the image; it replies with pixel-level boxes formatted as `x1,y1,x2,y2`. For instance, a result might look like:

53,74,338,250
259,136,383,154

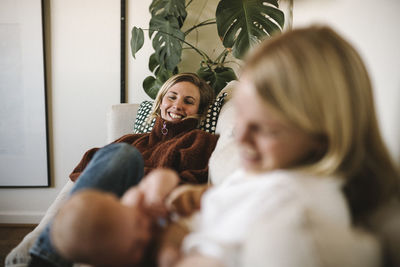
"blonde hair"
242,25,399,221
149,73,215,122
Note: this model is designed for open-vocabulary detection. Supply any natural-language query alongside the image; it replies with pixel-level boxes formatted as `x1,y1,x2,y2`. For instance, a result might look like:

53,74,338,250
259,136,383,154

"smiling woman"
167,25,400,267
149,73,215,123
27,72,220,267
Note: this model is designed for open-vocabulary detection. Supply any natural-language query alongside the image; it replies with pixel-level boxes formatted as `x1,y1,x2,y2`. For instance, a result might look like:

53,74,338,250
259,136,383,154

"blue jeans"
29,143,145,267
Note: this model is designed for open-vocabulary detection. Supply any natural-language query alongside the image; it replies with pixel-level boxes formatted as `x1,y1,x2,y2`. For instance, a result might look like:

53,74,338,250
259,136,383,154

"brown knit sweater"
69,117,219,184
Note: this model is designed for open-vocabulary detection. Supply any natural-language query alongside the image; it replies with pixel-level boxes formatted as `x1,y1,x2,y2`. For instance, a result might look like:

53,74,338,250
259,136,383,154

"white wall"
0,0,120,223
127,0,152,103
293,0,400,165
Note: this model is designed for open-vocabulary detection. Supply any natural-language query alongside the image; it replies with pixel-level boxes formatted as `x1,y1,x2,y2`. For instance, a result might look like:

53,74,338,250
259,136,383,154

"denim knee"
105,143,143,168
71,143,145,197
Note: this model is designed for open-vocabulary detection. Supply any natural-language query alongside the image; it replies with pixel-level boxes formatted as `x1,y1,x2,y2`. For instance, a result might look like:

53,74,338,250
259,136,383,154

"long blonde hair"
149,73,215,122
242,25,399,221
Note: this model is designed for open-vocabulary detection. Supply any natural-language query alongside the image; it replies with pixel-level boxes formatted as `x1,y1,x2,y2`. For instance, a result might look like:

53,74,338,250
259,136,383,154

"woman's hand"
166,184,209,217
157,220,190,267
130,168,180,218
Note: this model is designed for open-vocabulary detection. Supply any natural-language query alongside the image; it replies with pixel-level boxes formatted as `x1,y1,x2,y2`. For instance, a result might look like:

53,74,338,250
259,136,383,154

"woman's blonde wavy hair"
148,73,215,122
242,25,399,222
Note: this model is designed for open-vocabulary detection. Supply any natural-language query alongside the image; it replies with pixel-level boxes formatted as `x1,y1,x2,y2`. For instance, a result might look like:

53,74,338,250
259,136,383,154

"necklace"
161,121,168,136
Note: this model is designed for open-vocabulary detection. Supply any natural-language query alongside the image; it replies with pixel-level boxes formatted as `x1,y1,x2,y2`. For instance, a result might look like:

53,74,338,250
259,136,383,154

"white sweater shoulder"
182,169,381,267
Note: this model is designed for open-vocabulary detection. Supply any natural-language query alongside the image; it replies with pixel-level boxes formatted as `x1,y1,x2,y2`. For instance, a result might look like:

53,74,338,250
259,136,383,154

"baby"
51,169,180,266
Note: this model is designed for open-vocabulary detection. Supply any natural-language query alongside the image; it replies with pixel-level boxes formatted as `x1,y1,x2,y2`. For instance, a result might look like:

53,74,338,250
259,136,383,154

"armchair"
5,84,239,266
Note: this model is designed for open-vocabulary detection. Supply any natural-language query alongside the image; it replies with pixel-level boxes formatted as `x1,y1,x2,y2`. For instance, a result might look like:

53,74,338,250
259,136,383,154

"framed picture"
0,0,50,187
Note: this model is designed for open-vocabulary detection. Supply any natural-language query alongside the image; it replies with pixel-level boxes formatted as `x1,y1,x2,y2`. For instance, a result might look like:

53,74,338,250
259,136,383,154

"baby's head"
52,190,153,266
235,25,379,177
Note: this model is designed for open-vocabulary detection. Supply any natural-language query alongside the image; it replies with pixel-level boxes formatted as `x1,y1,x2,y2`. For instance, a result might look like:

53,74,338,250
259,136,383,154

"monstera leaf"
197,66,237,95
133,0,290,99
133,0,186,99
150,0,187,24
216,0,284,59
143,68,175,99
142,53,179,99
130,27,144,59
148,53,159,72
143,76,164,99
149,15,185,71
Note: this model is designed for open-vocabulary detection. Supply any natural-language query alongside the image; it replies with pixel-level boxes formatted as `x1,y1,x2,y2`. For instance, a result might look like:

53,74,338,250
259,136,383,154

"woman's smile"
168,111,185,120
160,81,200,122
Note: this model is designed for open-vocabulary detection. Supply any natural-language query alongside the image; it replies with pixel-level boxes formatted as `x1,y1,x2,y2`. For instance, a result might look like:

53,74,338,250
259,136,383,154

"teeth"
169,113,183,119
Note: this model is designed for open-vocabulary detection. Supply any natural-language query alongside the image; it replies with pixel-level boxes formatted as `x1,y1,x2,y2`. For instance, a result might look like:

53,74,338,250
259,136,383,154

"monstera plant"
131,0,286,99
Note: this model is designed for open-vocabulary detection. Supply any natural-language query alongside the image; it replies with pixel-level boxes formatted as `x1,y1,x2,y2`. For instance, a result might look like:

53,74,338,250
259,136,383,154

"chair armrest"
209,100,240,185
5,180,74,267
106,103,139,143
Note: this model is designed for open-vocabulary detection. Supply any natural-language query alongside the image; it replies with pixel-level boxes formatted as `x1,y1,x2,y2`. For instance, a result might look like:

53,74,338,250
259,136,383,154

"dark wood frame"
120,0,127,103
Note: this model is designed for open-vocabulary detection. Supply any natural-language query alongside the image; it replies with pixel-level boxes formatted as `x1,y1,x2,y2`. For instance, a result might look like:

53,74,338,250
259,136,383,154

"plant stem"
214,49,230,65
186,0,195,8
184,19,216,35
224,60,242,68
141,28,212,63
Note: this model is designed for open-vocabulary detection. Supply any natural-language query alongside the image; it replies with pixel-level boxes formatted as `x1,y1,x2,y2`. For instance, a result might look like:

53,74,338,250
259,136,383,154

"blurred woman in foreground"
170,26,399,267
